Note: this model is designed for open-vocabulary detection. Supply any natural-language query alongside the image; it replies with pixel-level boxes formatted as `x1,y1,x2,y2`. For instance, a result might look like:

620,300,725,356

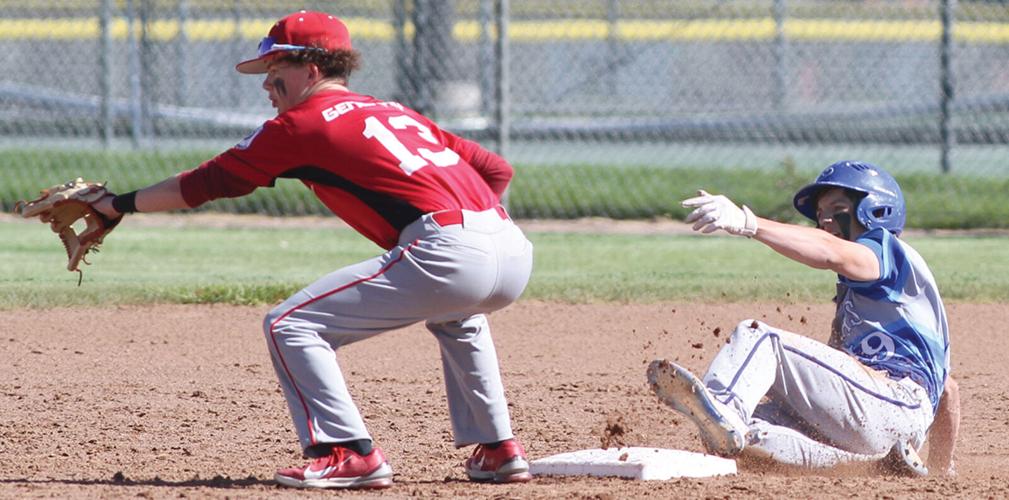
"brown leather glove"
14,178,122,280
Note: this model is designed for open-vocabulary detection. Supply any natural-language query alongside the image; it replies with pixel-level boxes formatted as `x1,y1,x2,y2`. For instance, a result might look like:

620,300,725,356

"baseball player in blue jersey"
648,161,960,476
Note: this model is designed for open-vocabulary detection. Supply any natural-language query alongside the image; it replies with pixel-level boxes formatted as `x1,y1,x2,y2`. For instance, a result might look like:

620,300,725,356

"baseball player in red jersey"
94,10,534,489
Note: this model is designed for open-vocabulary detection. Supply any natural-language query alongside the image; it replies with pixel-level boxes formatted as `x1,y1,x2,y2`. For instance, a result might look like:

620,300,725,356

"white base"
530,447,737,480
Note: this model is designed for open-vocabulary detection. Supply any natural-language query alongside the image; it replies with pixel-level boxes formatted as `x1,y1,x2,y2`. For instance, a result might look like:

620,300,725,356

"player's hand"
681,190,758,237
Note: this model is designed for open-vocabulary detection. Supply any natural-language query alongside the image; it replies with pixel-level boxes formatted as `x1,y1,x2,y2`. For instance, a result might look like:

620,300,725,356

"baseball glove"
14,178,122,280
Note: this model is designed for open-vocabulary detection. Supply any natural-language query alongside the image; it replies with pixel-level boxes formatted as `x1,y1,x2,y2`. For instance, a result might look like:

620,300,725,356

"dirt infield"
1,301,1006,498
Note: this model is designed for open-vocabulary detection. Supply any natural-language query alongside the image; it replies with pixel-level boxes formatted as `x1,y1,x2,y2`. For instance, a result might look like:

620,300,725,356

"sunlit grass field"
1,217,1005,309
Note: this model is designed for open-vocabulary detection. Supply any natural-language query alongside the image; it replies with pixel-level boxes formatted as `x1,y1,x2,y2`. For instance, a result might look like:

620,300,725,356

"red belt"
432,206,509,226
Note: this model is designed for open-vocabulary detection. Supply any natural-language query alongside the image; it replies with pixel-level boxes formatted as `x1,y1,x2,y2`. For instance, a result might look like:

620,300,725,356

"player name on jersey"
322,99,405,122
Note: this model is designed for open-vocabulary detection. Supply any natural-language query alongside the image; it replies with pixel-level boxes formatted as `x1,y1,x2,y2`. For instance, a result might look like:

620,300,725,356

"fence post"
495,0,510,207
177,0,189,106
479,0,494,119
773,0,788,110
126,0,143,148
939,0,955,174
140,0,153,142
412,0,433,115
495,0,509,157
607,0,619,97
393,0,411,104
231,0,243,110
99,0,114,147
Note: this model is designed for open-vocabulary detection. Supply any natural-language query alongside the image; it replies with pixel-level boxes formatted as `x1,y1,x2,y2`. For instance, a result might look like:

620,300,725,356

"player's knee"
732,319,766,343
425,314,488,340
263,305,285,337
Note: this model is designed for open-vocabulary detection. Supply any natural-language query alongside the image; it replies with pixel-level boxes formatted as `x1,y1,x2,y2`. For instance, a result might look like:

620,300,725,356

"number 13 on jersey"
363,115,461,175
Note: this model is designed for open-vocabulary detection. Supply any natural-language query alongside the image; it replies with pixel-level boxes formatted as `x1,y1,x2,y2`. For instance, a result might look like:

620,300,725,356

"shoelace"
314,447,349,470
468,445,488,468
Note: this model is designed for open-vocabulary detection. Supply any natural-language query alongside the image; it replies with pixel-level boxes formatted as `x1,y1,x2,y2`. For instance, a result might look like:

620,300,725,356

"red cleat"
274,446,393,489
465,438,533,483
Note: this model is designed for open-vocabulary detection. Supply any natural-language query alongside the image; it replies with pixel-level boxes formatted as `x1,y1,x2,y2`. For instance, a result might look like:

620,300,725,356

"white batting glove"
681,190,759,237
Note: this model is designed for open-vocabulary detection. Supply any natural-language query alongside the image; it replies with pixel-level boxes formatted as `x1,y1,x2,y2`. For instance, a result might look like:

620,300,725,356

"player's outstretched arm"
93,174,190,219
927,377,960,476
752,217,880,281
681,190,880,281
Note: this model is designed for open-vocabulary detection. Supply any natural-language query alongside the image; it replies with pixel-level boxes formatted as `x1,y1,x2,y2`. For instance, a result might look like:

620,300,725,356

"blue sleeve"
840,228,903,299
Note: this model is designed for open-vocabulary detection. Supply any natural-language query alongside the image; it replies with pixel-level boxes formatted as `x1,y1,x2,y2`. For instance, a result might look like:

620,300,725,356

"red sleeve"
443,132,513,197
178,159,259,208
178,118,298,207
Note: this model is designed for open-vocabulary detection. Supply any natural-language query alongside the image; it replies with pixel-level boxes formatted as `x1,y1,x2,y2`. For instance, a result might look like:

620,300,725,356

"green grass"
529,232,1009,303
3,149,1008,229
1,219,1005,309
0,220,378,308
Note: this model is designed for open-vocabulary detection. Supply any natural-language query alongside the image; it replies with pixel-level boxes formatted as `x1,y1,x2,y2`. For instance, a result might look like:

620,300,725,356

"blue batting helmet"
793,161,906,235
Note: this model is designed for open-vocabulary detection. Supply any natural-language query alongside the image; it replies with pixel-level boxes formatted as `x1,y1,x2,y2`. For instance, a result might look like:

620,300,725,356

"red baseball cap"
236,10,352,74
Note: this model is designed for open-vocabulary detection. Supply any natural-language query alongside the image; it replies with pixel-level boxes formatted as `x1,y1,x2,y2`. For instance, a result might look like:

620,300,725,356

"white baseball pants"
704,320,934,468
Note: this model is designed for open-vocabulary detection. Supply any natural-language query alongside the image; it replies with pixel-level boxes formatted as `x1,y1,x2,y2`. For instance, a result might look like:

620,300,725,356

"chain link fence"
2,0,1008,221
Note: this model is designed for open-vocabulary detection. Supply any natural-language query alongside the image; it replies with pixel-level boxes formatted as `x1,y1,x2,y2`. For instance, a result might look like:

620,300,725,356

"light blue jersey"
832,228,950,411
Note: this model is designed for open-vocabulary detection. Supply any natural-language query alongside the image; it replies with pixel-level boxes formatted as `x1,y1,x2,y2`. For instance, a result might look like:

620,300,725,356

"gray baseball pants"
262,207,533,454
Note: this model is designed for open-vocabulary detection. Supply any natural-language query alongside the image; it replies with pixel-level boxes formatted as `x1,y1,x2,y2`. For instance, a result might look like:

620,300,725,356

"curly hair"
274,48,362,83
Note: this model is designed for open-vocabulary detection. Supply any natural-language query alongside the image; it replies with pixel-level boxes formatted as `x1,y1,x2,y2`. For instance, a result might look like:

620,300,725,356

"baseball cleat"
465,438,534,483
647,359,747,456
274,446,393,489
881,440,928,477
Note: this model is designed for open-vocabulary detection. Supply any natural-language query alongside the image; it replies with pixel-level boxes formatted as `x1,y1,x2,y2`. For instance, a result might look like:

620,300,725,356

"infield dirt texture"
1,300,1006,498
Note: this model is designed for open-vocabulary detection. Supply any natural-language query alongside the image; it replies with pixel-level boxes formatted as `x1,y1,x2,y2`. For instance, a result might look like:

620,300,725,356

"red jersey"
179,90,512,249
